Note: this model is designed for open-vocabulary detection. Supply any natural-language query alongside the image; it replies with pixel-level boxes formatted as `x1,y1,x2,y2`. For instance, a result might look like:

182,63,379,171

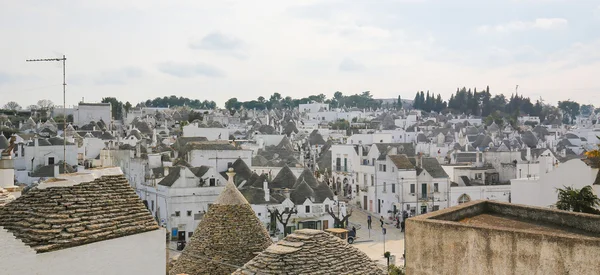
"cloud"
157,62,225,78
0,72,13,85
551,40,600,70
339,58,366,72
477,18,568,33
189,32,243,51
94,67,144,85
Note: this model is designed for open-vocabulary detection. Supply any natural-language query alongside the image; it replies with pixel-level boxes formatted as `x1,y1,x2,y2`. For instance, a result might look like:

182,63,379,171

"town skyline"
1,0,600,107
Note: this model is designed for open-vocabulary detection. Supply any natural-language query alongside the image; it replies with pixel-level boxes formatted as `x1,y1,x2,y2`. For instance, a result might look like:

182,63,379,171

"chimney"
526,147,531,161
135,142,141,158
476,149,480,165
54,164,60,177
164,166,169,177
263,180,270,202
561,149,566,158
282,188,291,199
226,167,236,185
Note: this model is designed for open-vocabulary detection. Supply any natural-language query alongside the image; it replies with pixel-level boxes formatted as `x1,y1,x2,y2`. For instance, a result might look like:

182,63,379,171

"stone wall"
406,201,600,275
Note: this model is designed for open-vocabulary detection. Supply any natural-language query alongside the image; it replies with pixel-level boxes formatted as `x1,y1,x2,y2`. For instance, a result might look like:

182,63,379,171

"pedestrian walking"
401,220,405,232
380,216,384,227
367,215,372,229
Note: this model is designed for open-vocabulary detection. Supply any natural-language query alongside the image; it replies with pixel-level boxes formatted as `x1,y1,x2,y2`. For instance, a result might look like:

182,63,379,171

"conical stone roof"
270,165,297,190
169,170,272,275
232,229,385,275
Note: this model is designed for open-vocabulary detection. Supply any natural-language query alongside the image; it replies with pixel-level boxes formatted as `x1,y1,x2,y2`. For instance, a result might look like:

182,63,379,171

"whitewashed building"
138,165,227,241
73,102,112,127
0,168,165,275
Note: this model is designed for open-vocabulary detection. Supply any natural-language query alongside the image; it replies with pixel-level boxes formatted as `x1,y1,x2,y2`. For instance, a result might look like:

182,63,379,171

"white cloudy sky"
1,0,599,108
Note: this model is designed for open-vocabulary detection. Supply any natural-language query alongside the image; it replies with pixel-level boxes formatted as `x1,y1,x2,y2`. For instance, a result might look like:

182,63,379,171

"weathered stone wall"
406,202,600,275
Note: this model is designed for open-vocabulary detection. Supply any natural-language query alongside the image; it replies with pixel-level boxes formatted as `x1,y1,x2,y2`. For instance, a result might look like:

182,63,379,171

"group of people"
366,211,408,232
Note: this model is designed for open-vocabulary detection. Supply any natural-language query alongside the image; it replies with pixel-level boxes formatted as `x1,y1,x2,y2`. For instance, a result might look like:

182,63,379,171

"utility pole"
26,55,67,174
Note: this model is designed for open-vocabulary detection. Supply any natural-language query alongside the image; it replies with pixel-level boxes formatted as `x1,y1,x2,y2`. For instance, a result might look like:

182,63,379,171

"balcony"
335,166,348,172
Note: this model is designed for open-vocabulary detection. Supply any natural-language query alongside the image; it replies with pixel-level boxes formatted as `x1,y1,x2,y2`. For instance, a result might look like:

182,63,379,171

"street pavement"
348,206,406,268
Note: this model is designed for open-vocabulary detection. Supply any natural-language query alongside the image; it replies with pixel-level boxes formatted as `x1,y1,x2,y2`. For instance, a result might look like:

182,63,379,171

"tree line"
225,91,383,111
141,96,217,110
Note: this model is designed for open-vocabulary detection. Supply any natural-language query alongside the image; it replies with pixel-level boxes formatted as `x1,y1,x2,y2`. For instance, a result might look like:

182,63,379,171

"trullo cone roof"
232,229,385,275
169,172,273,275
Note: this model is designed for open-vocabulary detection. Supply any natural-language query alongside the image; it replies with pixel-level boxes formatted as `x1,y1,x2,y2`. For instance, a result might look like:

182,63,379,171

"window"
258,212,261,216
392,167,394,172
410,184,415,194
187,211,192,217
175,211,180,217
305,205,311,213
48,157,55,165
475,173,483,180
383,165,387,172
433,205,440,211
392,184,396,193
325,204,330,212
371,175,374,187
188,232,193,238
434,183,439,193
285,207,290,213
458,194,471,204
372,158,375,166
383,182,387,192
209,178,216,186
151,200,154,212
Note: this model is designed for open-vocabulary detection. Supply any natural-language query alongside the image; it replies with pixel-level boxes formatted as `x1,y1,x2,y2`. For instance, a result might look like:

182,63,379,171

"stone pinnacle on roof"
214,168,250,205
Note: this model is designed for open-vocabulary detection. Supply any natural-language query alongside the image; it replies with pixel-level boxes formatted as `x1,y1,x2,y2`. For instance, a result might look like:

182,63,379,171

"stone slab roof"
232,229,385,275
389,154,414,170
0,175,159,253
169,180,272,275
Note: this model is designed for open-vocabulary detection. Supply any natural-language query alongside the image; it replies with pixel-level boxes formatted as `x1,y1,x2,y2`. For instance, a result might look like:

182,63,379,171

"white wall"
512,159,599,208
253,135,285,148
182,125,229,140
73,104,112,127
188,149,252,173
0,228,165,275
23,144,78,172
299,103,329,113
449,185,511,206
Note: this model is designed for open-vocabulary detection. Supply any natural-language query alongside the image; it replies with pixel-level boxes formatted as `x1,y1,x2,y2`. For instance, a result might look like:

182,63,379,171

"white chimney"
263,180,269,202
476,149,480,165
54,165,60,177
526,147,531,161
164,167,169,177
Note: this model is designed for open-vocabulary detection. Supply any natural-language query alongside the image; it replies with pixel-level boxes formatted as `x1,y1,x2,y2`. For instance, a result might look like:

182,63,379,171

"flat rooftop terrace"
459,213,599,238
420,200,600,239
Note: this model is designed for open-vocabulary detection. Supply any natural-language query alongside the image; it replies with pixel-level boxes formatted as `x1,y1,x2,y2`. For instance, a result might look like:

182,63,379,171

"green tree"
3,101,21,111
397,95,402,110
225,98,242,110
558,100,580,124
124,101,132,113
555,186,600,214
101,97,124,121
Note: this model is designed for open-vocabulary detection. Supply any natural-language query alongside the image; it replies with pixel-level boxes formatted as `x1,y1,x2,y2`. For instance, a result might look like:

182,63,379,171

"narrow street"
347,205,406,268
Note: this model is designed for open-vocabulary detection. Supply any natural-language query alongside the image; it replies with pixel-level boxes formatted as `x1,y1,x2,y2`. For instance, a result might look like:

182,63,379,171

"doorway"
363,196,368,210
